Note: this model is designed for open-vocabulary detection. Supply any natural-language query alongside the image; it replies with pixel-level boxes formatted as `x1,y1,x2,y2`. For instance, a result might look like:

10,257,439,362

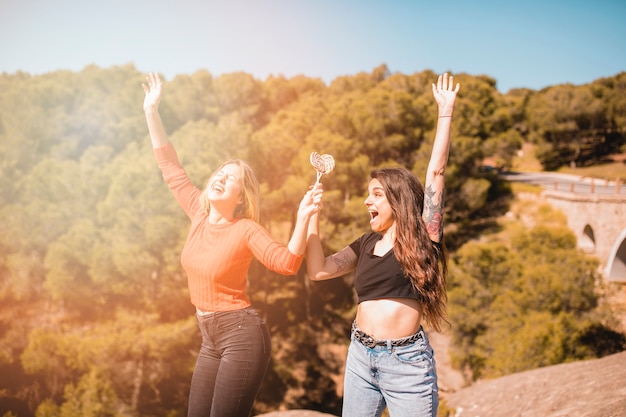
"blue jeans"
187,307,271,417
342,325,438,417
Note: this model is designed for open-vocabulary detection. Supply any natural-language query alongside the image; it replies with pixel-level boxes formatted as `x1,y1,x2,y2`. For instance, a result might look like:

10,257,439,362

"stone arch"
606,228,626,282
579,224,596,253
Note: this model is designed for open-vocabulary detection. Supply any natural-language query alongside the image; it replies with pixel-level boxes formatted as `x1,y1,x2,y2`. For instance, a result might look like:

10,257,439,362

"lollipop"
310,152,335,185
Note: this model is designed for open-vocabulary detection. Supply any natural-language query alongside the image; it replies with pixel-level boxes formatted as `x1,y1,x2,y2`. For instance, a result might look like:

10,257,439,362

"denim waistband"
196,306,253,317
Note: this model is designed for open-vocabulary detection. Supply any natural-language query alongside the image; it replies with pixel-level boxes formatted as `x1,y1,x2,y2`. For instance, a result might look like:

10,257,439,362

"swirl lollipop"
310,152,335,185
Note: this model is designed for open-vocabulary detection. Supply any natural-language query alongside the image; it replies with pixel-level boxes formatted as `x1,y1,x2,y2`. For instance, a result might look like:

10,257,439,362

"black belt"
351,322,423,348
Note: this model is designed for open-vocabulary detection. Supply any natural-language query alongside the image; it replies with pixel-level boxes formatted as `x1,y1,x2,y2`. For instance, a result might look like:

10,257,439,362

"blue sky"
1,0,624,92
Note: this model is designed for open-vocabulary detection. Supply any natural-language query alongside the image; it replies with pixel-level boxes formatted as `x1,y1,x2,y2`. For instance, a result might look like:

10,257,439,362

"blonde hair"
199,159,260,222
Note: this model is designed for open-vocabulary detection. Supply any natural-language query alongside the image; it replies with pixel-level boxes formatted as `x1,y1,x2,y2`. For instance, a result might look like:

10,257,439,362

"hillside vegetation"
0,65,625,416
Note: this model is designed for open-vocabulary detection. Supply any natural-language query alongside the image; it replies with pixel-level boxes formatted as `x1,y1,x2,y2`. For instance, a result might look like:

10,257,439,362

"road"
500,171,626,195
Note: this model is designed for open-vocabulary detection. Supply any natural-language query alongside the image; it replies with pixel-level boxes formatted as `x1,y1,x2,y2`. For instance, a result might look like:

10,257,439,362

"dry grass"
512,142,626,182
511,142,544,172
557,160,626,182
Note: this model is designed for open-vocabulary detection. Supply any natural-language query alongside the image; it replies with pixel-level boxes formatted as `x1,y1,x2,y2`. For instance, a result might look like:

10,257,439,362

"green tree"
449,211,617,380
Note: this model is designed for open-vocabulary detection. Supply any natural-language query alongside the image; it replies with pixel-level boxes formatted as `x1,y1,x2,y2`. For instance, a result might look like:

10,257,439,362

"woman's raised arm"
423,73,460,243
142,73,170,149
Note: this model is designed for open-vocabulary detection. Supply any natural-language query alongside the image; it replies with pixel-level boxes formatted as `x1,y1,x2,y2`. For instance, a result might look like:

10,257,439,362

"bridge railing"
551,177,624,195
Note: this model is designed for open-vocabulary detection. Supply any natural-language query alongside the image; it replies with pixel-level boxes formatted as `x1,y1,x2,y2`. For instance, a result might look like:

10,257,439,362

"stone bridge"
502,172,626,283
538,185,626,328
541,190,626,283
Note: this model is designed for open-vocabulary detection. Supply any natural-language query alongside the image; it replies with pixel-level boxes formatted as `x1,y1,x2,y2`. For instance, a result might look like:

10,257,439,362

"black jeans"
188,307,271,417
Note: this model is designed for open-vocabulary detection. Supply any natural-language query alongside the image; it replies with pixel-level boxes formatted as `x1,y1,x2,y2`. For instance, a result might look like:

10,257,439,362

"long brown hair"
199,159,260,222
371,168,448,331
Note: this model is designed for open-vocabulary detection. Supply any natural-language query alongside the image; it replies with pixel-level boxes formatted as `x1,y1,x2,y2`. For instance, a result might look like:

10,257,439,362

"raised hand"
298,184,324,220
431,73,460,117
142,73,170,148
142,73,163,113
288,184,324,256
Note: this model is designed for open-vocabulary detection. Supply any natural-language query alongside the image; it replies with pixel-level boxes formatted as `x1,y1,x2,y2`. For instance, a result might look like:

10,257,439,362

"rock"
443,350,626,417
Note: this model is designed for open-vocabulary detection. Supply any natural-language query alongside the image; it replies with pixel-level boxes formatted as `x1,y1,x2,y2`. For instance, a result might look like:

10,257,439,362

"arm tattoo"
331,252,351,272
424,185,444,240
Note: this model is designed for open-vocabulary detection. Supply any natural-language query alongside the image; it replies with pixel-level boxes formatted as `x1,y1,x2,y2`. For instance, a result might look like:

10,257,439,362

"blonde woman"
142,73,322,417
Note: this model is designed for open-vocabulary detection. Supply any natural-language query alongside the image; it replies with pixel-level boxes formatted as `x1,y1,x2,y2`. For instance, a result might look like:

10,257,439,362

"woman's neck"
373,225,396,256
208,206,236,225
380,224,396,244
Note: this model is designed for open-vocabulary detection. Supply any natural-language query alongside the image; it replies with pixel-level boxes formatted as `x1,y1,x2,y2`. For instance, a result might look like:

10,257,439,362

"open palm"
142,73,163,112
432,73,460,114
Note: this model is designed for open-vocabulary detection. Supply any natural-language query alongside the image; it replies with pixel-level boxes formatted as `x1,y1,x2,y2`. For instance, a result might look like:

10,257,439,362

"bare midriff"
355,298,423,340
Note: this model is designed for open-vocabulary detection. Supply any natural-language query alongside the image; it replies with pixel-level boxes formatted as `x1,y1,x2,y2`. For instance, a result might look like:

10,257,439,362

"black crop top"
349,232,441,304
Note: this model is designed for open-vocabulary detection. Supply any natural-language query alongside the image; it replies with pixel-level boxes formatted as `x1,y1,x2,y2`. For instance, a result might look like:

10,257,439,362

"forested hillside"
0,64,624,417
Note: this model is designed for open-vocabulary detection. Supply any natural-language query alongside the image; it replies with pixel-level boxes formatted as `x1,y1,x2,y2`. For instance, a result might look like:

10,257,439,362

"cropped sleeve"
349,235,364,258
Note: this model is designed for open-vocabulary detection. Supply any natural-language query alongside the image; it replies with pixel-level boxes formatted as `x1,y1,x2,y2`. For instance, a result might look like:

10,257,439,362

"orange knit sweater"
154,143,303,312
